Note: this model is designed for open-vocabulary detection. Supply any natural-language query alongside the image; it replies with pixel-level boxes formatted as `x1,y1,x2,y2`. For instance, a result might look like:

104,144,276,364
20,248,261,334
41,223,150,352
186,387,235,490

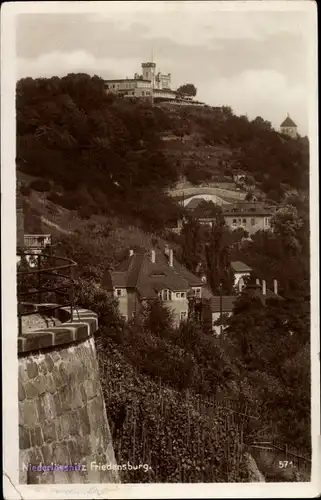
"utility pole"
151,46,154,106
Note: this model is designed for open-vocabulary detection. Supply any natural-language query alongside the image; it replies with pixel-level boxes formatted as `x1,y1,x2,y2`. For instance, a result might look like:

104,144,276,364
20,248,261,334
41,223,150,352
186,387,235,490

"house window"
176,293,180,298
193,288,201,298
232,219,237,225
264,217,269,226
116,289,122,297
251,218,255,225
181,292,185,298
159,289,172,301
180,312,187,321
242,218,246,224
121,315,128,322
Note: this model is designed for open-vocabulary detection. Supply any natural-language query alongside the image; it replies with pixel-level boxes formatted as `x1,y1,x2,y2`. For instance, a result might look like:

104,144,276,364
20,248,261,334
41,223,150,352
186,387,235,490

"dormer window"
158,289,172,301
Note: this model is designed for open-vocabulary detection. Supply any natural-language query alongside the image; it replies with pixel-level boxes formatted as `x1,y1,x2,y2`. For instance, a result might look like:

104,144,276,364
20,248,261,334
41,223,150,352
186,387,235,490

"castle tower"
280,114,298,138
141,62,156,87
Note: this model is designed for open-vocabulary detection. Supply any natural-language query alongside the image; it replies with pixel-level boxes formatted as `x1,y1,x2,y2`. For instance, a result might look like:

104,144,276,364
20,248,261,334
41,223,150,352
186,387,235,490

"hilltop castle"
104,61,178,102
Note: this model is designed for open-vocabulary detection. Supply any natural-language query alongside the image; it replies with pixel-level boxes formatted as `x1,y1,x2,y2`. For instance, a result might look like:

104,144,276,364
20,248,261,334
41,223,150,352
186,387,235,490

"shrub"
29,179,51,192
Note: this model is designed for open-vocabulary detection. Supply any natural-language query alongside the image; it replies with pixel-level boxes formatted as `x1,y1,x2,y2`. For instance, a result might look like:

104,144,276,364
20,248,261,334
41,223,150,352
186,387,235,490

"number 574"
278,461,293,468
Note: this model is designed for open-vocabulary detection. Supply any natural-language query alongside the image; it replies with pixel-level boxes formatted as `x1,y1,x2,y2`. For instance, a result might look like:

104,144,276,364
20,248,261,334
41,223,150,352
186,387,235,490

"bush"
19,184,32,197
29,179,51,192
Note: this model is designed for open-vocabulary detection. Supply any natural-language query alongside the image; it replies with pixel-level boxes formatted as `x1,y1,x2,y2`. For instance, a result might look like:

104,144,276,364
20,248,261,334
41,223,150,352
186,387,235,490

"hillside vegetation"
16,74,311,481
17,73,309,230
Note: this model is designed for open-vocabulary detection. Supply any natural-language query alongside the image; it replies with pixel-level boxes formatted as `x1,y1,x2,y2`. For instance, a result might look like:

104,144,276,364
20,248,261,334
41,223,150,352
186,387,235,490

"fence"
97,351,311,482
98,354,260,482
17,250,77,336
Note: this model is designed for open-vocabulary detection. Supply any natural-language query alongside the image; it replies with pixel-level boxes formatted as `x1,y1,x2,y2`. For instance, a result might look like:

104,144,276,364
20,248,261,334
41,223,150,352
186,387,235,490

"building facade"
188,202,276,236
106,247,208,327
104,78,153,99
221,202,276,235
105,61,176,101
280,115,298,138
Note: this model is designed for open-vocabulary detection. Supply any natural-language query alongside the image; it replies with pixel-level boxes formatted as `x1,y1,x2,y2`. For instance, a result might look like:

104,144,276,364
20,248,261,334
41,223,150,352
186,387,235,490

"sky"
15,2,316,135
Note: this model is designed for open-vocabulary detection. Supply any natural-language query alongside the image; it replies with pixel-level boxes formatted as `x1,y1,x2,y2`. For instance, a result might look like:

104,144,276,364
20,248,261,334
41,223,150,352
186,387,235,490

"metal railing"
17,251,77,336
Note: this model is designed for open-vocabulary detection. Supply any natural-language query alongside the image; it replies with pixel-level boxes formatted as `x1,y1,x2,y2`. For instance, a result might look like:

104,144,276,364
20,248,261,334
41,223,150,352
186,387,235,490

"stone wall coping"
18,306,98,355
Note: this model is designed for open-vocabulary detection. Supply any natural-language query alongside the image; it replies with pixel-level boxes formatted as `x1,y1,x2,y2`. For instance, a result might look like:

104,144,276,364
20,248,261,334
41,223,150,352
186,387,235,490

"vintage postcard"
1,1,320,498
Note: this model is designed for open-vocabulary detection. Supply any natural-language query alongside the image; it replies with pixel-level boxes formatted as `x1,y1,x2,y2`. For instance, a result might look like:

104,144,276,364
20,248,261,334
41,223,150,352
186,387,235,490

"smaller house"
280,115,298,138
205,279,281,335
231,261,252,291
207,295,236,336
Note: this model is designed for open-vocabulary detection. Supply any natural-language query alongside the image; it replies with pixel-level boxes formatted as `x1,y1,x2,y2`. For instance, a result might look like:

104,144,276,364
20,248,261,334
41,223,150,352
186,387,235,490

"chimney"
262,280,266,296
129,249,134,257
273,279,278,295
151,249,156,263
169,249,173,267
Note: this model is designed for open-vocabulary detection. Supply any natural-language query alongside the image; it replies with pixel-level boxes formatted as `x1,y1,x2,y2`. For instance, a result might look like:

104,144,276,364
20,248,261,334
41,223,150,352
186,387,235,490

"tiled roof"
111,251,199,298
172,257,204,287
247,284,283,302
231,261,252,273
109,271,127,288
209,296,236,313
280,116,297,128
222,202,274,217
185,198,205,210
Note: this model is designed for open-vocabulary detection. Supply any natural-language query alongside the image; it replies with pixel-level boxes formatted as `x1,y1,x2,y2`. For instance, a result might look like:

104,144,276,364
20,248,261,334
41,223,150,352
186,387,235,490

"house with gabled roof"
105,247,210,326
231,261,252,291
204,279,282,335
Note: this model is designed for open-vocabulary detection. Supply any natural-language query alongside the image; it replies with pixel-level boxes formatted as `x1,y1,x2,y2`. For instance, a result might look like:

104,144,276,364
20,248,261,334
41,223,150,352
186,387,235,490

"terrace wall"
18,307,119,484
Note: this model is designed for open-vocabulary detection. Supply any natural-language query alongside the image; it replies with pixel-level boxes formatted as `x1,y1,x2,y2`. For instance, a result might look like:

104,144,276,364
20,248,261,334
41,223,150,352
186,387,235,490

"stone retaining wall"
18,307,119,484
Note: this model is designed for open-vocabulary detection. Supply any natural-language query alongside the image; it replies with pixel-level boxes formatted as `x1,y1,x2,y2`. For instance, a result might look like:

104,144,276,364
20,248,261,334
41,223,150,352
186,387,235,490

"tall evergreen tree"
204,214,234,295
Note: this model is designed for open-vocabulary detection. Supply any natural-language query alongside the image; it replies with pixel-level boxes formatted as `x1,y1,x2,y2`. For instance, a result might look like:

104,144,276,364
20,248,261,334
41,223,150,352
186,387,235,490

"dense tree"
225,290,310,449
180,217,204,274
16,74,180,231
177,83,197,97
204,214,234,295
270,205,303,255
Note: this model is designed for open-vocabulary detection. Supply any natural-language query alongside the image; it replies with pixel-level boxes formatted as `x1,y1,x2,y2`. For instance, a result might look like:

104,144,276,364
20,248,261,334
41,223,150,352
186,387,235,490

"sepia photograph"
1,1,319,498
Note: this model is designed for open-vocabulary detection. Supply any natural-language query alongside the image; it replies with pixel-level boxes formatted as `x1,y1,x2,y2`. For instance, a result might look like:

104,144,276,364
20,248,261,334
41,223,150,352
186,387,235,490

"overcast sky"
16,2,316,135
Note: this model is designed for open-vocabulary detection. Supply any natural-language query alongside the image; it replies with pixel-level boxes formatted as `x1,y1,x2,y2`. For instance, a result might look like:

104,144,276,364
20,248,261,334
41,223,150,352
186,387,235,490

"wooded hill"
16,74,311,480
17,73,309,232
